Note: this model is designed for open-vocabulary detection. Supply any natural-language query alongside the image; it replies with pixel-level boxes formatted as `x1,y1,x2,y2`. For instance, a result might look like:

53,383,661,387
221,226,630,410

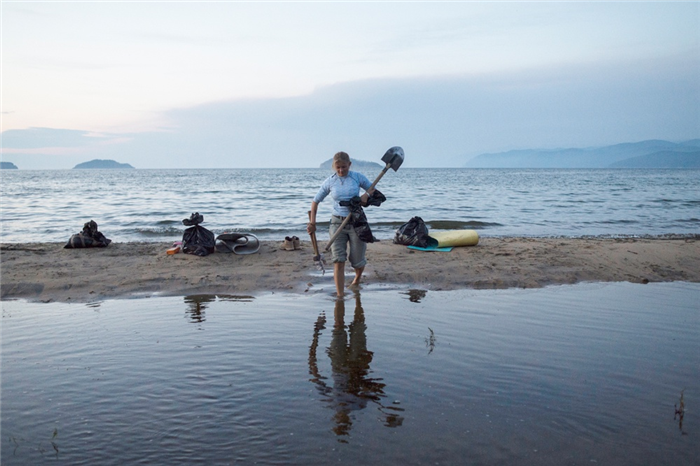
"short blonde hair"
332,151,351,166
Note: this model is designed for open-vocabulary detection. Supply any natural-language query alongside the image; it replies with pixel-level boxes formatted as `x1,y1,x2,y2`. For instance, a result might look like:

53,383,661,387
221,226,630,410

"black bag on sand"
64,220,112,248
393,216,433,248
181,212,215,256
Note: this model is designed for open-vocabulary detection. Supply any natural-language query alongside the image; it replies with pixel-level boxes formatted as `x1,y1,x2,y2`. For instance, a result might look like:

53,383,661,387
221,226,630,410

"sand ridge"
1,237,699,302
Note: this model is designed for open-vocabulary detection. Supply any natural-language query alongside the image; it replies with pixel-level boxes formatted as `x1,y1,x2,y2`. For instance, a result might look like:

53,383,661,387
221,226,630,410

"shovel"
324,146,404,252
308,210,326,274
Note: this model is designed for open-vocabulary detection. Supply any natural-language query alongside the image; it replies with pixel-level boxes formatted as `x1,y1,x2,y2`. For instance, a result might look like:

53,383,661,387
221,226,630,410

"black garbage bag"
64,220,112,248
181,212,215,256
365,189,386,207
182,212,204,226
340,197,378,243
393,216,435,248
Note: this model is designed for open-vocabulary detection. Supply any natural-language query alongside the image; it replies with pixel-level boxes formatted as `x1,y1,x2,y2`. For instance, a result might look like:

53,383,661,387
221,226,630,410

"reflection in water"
425,327,436,355
183,294,255,324
309,291,404,441
675,389,687,435
184,295,213,323
402,289,427,303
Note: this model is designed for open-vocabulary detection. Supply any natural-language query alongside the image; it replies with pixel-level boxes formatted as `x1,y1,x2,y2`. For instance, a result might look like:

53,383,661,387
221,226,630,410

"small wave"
485,233,700,240
134,227,183,237
599,220,639,225
210,227,295,236
371,220,501,230
427,220,503,230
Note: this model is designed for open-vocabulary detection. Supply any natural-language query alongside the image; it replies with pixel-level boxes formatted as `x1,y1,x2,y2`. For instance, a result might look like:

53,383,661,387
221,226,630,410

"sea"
1,167,699,243
2,168,699,465
2,283,698,465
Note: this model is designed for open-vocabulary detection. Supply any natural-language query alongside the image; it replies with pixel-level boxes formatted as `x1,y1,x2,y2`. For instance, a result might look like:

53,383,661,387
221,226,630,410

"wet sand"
1,237,699,302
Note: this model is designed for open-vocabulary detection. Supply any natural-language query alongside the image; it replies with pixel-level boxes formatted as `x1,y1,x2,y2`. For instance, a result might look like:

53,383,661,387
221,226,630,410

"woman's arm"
307,201,319,234
359,173,374,205
360,192,370,206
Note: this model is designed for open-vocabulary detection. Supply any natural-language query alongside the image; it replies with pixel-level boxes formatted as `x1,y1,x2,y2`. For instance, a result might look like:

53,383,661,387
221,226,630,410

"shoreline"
1,237,699,303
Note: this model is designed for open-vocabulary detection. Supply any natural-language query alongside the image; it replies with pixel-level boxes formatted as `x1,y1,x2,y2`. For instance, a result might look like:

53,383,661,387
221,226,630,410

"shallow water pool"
2,282,698,465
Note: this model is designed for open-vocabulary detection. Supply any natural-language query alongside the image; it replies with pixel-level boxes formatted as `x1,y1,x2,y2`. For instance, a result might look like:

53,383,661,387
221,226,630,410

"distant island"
1,162,18,169
73,159,135,169
319,158,382,170
464,139,700,168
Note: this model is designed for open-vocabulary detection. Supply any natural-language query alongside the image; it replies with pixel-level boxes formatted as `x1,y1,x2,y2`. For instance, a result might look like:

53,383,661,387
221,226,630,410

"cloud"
2,127,105,148
1,128,134,169
3,55,698,169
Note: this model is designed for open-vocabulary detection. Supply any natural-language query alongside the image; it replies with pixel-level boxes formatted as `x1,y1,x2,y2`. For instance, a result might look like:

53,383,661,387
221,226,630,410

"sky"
1,1,699,169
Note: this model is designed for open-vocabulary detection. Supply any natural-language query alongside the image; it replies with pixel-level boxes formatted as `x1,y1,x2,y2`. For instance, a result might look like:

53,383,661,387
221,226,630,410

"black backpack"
64,220,112,248
393,216,434,248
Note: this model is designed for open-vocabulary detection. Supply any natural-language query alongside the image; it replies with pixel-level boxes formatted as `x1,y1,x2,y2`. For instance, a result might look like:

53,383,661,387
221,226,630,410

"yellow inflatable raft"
428,230,479,247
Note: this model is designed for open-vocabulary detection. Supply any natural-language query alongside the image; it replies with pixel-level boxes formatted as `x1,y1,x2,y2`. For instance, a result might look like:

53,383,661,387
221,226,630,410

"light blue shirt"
314,171,372,217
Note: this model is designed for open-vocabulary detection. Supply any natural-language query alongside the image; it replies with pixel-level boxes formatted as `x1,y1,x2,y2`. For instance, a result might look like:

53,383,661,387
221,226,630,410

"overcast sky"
2,1,699,169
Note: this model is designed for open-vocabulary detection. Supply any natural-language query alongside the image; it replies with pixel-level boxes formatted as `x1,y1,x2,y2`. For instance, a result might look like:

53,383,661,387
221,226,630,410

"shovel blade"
381,146,404,171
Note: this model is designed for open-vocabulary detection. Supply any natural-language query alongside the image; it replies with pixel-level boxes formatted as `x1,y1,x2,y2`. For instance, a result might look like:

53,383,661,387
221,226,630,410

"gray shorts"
329,216,367,269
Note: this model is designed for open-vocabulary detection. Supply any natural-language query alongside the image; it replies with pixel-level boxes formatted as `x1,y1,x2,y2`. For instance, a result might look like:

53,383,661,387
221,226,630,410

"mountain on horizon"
319,158,382,170
73,159,135,169
464,139,700,168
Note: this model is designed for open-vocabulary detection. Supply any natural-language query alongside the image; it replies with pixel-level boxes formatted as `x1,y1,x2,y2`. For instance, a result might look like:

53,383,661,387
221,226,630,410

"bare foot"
351,266,364,287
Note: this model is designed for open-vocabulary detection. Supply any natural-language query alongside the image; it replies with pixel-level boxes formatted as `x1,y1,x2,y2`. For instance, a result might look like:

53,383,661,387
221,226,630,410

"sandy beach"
1,236,698,302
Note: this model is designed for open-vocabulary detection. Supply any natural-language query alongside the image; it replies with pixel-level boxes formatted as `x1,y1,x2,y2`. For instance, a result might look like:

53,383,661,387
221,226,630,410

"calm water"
2,283,698,465
1,168,698,243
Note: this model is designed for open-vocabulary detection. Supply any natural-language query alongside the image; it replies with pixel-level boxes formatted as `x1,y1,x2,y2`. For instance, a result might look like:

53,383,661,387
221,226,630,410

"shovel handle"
367,163,390,192
308,211,321,256
324,214,353,252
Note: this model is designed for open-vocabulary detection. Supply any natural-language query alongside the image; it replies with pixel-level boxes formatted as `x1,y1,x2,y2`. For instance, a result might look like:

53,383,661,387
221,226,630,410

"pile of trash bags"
393,216,434,248
63,213,255,257
64,220,112,248
182,212,215,256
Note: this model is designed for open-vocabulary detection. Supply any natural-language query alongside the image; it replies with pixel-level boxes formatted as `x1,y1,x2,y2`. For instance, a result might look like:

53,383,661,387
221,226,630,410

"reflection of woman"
308,292,403,438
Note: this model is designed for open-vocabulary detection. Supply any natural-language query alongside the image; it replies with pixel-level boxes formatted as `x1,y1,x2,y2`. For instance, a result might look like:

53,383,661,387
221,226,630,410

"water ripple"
1,168,699,243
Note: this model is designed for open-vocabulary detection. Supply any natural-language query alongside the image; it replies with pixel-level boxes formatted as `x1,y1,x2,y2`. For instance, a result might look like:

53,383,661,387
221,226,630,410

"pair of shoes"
283,236,301,251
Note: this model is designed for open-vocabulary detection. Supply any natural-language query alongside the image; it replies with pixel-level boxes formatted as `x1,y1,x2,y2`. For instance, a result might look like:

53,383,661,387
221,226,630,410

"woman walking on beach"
308,151,374,297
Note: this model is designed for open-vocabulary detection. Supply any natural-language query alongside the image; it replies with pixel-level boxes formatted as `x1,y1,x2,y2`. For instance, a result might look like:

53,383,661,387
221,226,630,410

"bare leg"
334,262,345,297
351,266,364,286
